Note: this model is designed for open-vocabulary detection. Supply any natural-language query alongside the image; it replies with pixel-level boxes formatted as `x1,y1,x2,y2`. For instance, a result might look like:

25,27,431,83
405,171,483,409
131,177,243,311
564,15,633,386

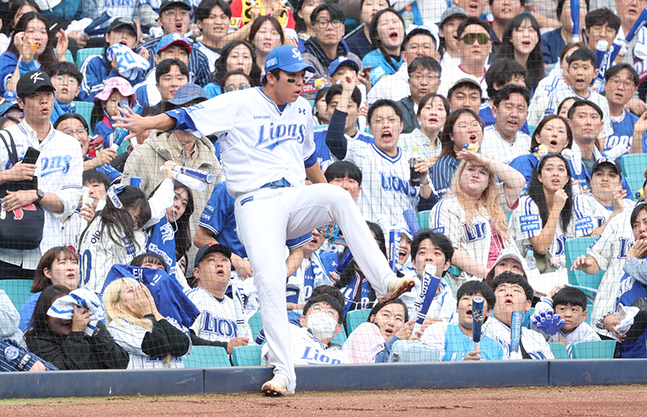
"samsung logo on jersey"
257,122,306,150
254,115,271,120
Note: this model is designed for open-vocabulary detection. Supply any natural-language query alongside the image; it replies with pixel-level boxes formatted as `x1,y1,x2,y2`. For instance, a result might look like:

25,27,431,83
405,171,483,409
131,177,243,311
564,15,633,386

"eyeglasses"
163,10,190,19
53,76,79,85
315,19,343,29
461,33,490,45
407,43,434,52
607,77,636,89
63,128,88,137
455,121,482,131
411,74,440,82
309,304,339,320
224,83,251,92
5,112,24,119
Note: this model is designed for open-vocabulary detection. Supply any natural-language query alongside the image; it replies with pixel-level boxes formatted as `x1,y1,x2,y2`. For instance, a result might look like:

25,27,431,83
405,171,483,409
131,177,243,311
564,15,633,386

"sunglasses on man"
461,33,490,45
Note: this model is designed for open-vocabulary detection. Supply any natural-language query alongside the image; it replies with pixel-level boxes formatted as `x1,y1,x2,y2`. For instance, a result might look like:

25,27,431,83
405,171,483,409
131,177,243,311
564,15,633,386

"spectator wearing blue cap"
138,0,211,87
122,83,223,271
134,34,192,108
79,17,146,102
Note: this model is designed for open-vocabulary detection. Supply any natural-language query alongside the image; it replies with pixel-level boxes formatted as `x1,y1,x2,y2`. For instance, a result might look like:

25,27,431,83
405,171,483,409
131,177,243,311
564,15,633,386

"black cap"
195,243,232,265
592,157,622,175
17,71,55,97
108,17,137,34
160,0,191,14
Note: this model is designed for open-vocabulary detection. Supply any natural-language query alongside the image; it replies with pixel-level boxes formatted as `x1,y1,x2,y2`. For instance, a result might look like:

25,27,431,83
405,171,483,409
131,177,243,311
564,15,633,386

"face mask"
306,312,338,339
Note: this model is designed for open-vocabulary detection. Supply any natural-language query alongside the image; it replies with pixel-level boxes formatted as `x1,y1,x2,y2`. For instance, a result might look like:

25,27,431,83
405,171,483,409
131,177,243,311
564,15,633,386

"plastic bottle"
525,250,537,270
409,146,421,187
402,6,414,31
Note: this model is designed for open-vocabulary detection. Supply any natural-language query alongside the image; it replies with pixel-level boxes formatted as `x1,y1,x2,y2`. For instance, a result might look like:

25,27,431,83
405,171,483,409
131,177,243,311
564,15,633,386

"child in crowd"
90,76,138,151
533,286,600,353
483,272,554,359
46,61,83,123
420,281,504,361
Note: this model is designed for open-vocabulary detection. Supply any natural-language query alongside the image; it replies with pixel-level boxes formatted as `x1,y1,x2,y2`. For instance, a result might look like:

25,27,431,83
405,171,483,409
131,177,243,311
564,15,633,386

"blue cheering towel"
103,265,200,330
106,44,150,82
47,288,105,336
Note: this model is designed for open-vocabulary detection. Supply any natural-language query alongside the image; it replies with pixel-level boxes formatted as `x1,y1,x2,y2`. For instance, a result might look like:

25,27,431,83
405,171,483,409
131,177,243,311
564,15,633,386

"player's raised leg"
234,190,295,396
284,183,415,302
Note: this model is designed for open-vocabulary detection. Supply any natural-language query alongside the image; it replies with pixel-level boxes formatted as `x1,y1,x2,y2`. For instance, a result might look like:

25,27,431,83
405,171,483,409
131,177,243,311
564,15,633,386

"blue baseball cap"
328,57,359,77
168,84,207,106
264,46,315,75
156,33,192,54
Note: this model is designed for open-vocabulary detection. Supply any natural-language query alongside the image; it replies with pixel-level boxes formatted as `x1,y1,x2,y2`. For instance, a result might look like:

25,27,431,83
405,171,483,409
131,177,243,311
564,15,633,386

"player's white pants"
235,183,395,390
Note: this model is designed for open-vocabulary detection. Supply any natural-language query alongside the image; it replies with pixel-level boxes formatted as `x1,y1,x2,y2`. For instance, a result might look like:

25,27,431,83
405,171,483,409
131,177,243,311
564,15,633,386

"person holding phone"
0,70,83,279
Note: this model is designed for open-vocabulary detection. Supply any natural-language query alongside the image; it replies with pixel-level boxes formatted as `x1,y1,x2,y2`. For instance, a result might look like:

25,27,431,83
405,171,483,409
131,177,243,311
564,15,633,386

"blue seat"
417,210,430,230
232,344,263,366
332,326,347,345
565,237,603,299
183,346,231,367
620,153,647,195
549,342,569,359
73,101,95,135
0,279,33,310
345,309,371,336
570,340,616,359
248,311,263,341
54,49,75,65
76,47,105,69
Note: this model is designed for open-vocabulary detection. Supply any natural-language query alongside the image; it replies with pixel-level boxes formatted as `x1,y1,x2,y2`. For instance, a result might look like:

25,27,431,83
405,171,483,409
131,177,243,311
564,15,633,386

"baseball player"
115,45,415,396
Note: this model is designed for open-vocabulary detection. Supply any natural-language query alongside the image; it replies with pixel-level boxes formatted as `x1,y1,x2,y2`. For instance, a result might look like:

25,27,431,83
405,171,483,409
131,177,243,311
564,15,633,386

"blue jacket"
362,49,403,86
79,54,145,102
0,52,40,96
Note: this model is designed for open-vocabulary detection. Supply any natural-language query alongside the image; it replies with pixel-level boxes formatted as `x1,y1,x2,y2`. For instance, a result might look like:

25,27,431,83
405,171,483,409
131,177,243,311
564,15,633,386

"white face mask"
306,312,338,339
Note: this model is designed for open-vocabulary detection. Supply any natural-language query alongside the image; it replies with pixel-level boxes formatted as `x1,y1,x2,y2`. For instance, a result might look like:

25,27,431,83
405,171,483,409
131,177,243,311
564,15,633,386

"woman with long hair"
104,277,190,368
509,153,578,272
78,185,151,294
248,16,286,72
492,13,545,95
510,114,573,191
18,247,79,332
205,40,262,98
428,108,485,200
25,285,129,370
429,150,525,288
362,8,405,86
0,12,67,95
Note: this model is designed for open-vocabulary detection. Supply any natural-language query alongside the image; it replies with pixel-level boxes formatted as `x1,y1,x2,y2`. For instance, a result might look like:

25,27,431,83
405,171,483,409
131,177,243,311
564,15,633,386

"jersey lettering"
257,122,306,150
618,238,633,260
201,311,238,338
380,172,417,197
464,222,487,242
40,155,72,177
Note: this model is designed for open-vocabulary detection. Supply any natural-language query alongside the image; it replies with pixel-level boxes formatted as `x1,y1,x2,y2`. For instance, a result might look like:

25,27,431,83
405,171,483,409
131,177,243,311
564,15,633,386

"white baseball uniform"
586,212,635,338
341,140,421,225
186,287,252,343
480,125,532,165
509,195,578,257
573,193,636,236
167,86,396,392
261,323,347,366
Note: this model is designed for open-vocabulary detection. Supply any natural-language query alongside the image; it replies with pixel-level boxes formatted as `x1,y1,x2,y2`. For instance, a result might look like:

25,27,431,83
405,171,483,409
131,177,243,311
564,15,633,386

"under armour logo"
30,72,44,83
292,48,301,60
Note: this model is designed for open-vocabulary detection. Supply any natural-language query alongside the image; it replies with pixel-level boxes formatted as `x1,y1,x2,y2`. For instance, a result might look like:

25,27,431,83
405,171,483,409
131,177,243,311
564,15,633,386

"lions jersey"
261,323,347,366
573,193,636,236
587,212,635,338
483,316,554,360
607,109,638,159
168,87,316,199
186,287,251,343
420,321,504,361
79,217,147,294
313,125,373,172
430,195,514,287
286,252,333,307
342,140,420,225
509,195,578,258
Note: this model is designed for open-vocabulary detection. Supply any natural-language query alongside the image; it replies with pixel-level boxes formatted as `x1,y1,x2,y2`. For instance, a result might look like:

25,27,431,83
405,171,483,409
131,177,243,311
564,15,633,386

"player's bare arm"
115,106,177,139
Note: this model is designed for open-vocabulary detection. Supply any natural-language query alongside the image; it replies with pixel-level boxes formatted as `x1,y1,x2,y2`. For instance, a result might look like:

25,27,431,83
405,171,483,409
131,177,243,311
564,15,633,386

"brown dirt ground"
1,385,647,417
